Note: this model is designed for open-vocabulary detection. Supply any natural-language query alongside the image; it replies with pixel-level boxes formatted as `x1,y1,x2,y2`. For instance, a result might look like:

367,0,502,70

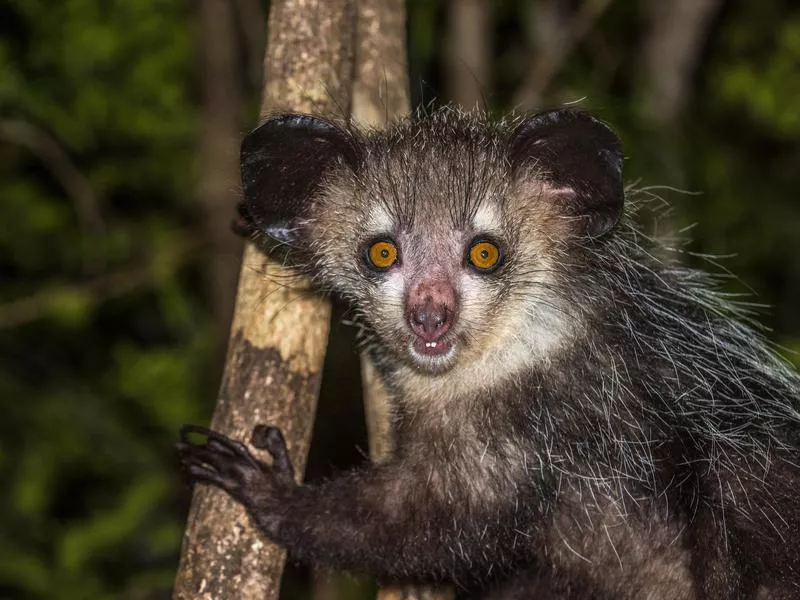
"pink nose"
406,280,456,342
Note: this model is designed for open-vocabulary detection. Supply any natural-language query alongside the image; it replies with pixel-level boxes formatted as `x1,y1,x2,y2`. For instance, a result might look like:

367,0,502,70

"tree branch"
172,1,358,599
444,0,492,110
351,0,410,468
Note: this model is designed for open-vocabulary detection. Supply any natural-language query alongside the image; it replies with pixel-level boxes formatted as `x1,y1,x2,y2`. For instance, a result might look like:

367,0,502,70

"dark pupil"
380,248,390,259
480,249,489,259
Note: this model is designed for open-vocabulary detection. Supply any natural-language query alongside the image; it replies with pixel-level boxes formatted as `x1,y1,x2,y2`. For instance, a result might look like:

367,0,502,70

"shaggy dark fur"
177,108,800,599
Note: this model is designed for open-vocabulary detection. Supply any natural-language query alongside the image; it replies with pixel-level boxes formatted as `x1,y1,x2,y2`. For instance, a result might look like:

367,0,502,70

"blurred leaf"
46,287,92,326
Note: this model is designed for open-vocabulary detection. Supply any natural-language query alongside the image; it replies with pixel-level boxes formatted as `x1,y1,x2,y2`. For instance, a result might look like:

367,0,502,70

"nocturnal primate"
176,108,800,598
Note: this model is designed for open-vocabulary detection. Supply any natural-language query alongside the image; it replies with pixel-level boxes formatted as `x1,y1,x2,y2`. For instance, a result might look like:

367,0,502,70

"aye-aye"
177,108,800,599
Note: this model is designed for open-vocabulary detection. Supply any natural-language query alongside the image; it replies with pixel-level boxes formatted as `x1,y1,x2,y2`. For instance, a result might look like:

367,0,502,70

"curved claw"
176,441,230,473
178,424,263,471
179,457,236,492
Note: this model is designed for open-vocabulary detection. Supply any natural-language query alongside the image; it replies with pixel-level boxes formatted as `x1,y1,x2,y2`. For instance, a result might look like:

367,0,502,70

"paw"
176,424,295,508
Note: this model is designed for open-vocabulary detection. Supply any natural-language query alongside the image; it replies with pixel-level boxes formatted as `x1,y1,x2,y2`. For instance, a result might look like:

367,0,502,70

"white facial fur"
472,203,503,234
355,197,578,406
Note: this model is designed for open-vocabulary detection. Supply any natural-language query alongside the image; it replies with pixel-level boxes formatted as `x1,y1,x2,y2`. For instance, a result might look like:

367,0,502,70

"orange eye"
367,240,398,270
468,240,501,272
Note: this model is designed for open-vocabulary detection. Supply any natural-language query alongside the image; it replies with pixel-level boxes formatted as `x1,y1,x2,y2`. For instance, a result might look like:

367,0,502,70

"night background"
1,0,799,598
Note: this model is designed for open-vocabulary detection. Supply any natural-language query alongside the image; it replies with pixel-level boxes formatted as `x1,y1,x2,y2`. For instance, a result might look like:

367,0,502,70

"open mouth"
407,335,458,371
412,337,452,357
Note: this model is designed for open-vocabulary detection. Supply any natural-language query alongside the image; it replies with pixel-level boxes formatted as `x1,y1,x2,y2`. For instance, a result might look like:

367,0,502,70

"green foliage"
0,0,212,598
683,2,800,344
715,8,800,138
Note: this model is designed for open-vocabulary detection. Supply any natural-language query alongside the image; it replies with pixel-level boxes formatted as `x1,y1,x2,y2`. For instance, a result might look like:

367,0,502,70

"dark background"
1,0,799,598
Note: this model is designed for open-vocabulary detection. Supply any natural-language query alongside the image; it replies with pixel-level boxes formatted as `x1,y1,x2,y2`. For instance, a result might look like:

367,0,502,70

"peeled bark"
172,1,357,599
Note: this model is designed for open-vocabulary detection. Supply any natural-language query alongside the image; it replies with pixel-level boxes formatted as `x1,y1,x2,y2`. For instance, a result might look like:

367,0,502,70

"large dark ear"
508,109,624,238
239,114,361,245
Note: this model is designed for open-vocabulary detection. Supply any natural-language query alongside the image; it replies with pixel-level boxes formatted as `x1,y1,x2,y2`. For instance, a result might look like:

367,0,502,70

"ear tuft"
239,114,361,245
509,109,624,238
